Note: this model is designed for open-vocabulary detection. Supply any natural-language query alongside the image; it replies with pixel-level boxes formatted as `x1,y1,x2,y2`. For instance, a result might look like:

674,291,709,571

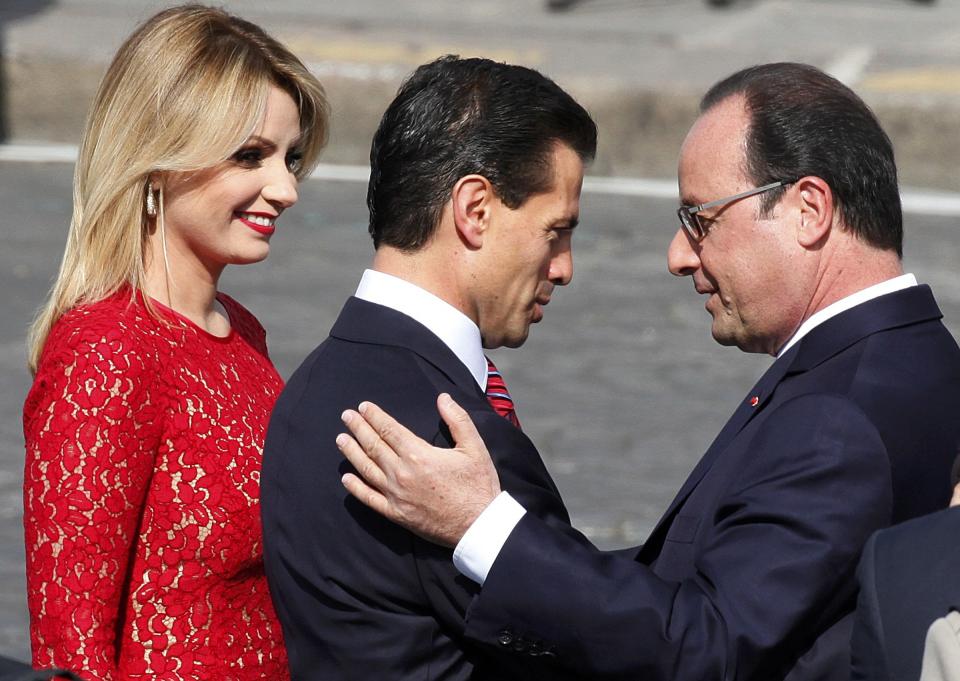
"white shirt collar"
355,269,488,390
777,273,918,357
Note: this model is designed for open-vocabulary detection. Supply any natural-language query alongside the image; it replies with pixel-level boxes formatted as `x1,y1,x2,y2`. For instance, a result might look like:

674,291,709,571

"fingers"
340,471,395,520
336,396,498,546
340,406,397,467
435,393,485,454
336,431,389,491
355,401,429,460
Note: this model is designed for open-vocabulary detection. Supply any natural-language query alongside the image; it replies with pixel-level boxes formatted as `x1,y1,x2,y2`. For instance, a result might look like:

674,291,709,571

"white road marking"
3,143,958,217
825,46,875,85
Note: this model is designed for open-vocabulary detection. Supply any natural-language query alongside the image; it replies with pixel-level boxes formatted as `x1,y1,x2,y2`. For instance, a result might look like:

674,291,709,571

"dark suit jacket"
261,297,574,680
851,507,960,681
462,285,960,681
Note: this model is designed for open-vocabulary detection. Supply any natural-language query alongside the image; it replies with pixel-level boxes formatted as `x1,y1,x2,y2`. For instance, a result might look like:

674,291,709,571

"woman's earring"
145,184,157,217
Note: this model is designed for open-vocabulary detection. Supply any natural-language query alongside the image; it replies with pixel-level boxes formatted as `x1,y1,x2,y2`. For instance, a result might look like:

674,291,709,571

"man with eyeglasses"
335,62,960,681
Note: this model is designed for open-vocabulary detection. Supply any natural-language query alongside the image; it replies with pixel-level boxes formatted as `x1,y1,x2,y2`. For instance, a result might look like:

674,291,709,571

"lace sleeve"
23,323,162,680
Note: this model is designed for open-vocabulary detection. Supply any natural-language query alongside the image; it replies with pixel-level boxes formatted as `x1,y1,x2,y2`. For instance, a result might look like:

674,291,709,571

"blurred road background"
0,0,958,662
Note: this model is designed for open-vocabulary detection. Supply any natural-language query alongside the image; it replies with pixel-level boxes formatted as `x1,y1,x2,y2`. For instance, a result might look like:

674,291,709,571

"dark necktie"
485,357,520,428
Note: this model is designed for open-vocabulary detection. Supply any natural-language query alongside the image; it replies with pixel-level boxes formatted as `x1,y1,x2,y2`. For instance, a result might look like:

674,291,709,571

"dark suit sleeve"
462,394,893,681
850,533,892,681
415,408,579,636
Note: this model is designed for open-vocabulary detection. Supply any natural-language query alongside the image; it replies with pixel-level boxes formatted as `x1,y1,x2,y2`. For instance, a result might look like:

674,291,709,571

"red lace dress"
23,289,288,680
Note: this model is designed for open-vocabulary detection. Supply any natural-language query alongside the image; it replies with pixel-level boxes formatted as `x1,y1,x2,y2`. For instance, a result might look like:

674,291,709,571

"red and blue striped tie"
485,357,520,428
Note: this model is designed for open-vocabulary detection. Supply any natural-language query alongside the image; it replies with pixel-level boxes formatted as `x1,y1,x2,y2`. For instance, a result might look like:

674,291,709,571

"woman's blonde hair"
27,4,328,373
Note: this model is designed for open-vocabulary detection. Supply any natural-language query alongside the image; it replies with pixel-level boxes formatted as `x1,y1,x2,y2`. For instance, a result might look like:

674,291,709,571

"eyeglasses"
676,180,795,242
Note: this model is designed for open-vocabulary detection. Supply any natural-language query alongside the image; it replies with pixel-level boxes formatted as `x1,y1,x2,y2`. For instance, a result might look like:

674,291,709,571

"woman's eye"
286,151,304,173
232,148,263,166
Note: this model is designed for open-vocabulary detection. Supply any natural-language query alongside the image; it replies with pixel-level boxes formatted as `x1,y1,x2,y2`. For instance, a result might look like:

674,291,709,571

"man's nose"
549,247,573,286
667,228,700,277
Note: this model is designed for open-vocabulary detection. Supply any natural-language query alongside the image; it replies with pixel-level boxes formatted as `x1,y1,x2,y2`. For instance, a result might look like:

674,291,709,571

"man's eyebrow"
556,216,579,229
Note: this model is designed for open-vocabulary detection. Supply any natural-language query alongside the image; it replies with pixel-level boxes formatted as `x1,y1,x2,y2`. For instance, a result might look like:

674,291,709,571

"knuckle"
378,421,395,441
373,434,391,461
358,460,374,481
395,467,413,489
363,460,382,485
364,433,383,459
360,428,379,451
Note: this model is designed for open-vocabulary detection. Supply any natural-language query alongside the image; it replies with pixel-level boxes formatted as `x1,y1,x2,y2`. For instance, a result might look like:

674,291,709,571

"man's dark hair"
701,62,902,256
367,55,597,250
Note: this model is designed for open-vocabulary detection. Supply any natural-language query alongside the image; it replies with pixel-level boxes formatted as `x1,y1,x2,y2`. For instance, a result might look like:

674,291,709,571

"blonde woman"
22,5,327,679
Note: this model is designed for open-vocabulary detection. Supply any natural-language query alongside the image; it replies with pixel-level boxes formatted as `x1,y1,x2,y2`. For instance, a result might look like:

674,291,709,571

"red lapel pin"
749,396,760,407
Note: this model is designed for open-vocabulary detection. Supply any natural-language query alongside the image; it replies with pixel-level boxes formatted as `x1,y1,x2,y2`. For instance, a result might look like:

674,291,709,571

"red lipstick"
237,211,276,236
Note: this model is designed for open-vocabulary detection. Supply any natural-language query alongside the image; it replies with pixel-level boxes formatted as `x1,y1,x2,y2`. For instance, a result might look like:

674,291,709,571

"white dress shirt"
777,273,917,357
453,273,919,585
355,269,488,391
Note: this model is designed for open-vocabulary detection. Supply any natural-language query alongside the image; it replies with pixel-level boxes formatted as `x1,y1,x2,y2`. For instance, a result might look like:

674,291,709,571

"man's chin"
710,323,741,349
500,333,529,349
503,324,532,349
711,325,772,354
482,327,530,350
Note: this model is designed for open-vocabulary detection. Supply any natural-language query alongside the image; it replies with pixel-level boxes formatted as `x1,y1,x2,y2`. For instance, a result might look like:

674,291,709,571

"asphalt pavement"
2,0,960,188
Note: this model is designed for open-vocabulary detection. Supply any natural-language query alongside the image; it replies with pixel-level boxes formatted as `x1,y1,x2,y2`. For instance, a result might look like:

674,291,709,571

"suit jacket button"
498,629,514,646
512,637,528,653
527,641,542,656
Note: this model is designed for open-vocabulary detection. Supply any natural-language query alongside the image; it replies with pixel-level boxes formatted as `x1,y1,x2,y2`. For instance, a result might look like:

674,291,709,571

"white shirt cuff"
452,491,527,585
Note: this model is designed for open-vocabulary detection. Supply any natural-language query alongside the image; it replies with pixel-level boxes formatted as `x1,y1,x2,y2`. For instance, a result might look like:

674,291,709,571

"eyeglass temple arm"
689,180,793,214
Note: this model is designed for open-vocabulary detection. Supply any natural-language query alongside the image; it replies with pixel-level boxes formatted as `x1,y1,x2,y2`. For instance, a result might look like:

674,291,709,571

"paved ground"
1,158,958,660
2,0,960,187
0,0,959,664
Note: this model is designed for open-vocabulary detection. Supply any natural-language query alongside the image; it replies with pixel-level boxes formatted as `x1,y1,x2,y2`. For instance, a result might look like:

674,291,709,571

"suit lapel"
640,346,799,559
640,285,942,561
789,284,941,373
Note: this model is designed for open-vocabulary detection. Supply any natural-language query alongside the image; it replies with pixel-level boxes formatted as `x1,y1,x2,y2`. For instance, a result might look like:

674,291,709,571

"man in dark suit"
851,458,960,681
260,56,597,679
337,62,960,681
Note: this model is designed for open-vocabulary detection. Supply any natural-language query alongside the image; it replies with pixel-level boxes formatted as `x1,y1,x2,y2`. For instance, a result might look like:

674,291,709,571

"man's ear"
795,176,834,249
451,175,493,249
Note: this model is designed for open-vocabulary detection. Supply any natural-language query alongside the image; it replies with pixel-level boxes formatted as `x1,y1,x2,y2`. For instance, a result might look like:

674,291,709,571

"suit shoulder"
852,319,960,391
286,336,451,395
272,336,472,442
873,507,960,556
